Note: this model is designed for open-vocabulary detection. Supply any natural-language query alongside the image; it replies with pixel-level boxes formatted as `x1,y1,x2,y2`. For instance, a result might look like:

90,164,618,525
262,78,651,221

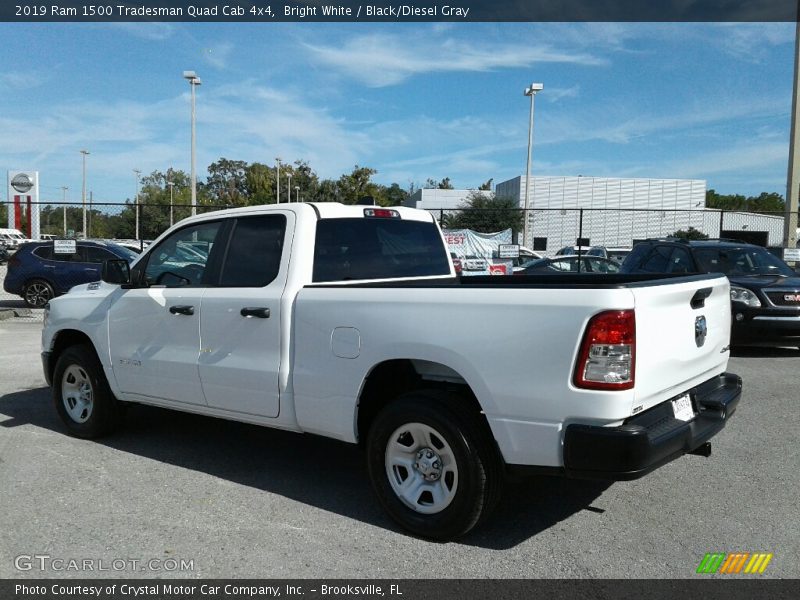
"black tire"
53,344,124,439
366,390,504,540
23,279,54,308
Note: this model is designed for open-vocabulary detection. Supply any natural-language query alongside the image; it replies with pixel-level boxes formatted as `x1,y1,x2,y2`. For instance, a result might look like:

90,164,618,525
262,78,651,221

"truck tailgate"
631,274,731,412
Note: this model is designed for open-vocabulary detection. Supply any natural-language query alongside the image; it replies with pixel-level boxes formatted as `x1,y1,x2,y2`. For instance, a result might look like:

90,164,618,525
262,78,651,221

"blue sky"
0,22,795,203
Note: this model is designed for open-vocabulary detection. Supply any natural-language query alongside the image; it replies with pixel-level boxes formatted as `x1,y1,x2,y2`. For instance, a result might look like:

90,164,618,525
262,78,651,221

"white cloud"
0,71,44,89
303,32,606,87
111,23,176,41
203,42,234,70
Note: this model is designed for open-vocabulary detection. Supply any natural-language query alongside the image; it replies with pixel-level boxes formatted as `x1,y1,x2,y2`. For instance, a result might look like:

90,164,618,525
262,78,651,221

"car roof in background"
639,237,758,248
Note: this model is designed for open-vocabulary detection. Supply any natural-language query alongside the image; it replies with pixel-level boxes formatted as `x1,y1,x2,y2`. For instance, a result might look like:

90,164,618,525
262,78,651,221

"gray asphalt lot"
0,318,797,579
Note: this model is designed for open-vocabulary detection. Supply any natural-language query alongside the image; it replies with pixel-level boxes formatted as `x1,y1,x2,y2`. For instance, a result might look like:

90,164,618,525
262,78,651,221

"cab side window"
218,215,286,287
141,221,222,287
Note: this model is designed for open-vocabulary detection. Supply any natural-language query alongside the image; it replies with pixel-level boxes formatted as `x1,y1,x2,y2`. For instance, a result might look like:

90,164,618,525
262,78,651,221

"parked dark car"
620,238,800,347
4,240,137,307
516,256,621,274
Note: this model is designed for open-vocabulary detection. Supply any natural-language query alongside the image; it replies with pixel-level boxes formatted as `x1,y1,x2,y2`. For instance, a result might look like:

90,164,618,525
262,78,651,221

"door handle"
240,307,270,318
169,305,195,316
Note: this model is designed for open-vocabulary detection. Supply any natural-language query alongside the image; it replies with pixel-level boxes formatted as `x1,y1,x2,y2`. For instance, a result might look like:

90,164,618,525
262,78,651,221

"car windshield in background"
313,218,451,282
694,247,796,277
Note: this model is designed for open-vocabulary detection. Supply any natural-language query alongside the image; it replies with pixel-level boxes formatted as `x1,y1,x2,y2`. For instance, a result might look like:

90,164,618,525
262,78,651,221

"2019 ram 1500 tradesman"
41,203,741,540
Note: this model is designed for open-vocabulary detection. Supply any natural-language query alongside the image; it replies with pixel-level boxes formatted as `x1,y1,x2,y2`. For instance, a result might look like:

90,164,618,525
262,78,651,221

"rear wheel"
53,344,124,438
366,390,503,540
23,279,54,308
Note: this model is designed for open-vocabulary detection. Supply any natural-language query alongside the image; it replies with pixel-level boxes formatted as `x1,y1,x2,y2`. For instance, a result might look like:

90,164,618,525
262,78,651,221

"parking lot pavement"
0,319,797,579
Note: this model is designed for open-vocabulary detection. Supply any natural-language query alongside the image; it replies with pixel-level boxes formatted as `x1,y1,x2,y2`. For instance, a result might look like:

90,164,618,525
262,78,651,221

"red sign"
488,264,508,275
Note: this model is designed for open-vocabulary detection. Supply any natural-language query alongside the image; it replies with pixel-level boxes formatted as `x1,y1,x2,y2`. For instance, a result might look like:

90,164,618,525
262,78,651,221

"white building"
404,188,491,215
495,175,708,253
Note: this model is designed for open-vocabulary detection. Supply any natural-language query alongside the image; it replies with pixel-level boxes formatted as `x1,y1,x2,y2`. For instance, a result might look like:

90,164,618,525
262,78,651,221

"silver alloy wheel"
61,365,94,424
385,422,458,514
24,282,51,307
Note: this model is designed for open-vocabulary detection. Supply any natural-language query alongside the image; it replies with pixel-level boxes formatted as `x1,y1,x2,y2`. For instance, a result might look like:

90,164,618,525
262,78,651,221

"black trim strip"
304,273,725,291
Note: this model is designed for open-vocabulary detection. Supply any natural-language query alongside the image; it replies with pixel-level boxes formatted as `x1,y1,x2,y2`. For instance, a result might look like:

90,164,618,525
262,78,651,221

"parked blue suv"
4,240,137,307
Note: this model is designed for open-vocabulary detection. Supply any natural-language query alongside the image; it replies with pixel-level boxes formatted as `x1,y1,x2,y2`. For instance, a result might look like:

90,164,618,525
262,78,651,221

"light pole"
80,149,89,238
167,180,175,227
183,70,202,216
523,82,543,248
134,169,141,240
61,186,68,236
275,157,282,203
294,185,300,202
286,172,292,203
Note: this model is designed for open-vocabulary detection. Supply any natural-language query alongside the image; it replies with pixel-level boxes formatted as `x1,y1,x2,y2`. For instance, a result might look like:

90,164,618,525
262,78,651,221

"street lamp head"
525,82,544,95
275,157,282,164
80,149,90,155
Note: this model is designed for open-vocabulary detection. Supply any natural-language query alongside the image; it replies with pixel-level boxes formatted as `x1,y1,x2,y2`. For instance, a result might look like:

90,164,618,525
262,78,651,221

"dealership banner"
442,228,514,275
442,228,512,259
6,170,40,240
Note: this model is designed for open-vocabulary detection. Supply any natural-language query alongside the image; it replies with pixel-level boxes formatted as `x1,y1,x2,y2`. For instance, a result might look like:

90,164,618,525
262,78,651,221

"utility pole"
785,19,800,257
134,169,141,240
61,186,68,236
80,149,89,238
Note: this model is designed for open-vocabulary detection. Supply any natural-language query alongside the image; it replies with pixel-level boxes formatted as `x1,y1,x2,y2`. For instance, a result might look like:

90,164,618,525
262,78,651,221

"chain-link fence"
433,208,791,253
0,203,794,321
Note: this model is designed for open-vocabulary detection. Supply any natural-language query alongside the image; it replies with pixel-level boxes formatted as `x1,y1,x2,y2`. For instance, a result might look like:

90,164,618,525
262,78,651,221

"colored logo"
696,552,773,574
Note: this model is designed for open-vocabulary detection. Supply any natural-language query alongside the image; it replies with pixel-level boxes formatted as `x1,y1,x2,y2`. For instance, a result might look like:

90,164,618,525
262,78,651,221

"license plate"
671,394,694,422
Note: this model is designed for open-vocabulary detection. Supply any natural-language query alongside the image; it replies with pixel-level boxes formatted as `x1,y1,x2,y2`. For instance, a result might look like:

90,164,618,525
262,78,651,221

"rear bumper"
562,372,742,480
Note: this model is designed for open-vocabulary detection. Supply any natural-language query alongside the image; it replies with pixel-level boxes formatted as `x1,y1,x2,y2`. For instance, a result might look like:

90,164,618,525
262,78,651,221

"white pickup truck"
41,203,741,540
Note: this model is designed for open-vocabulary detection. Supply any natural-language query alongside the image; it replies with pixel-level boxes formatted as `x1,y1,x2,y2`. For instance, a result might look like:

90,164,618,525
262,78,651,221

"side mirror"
102,259,131,285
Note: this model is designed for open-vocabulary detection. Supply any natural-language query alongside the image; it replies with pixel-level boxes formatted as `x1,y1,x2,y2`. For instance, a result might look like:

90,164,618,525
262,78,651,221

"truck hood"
728,274,800,291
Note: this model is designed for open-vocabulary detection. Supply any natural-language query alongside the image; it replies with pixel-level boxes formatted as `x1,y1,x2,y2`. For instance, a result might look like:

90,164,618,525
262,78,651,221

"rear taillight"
8,254,21,268
574,310,635,390
452,258,462,274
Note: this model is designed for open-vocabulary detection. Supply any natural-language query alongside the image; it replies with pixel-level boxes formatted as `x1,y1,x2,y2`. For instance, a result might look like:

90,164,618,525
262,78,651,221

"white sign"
54,239,77,254
498,244,520,259
783,248,800,262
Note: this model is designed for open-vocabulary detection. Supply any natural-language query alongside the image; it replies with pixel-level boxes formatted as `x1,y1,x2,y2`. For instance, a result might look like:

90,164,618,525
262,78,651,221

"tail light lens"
574,310,635,390
452,258,462,274
7,252,21,268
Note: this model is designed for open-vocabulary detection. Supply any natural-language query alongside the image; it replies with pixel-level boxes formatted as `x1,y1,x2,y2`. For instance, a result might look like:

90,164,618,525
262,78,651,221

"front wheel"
53,344,124,438
366,391,503,540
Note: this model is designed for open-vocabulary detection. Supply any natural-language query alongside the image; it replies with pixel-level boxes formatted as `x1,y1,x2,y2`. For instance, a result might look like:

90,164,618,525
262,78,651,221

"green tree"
246,162,276,205
383,183,409,206
337,165,381,204
445,192,524,234
478,178,493,191
313,179,340,203
748,192,784,214
670,226,709,240
206,158,249,205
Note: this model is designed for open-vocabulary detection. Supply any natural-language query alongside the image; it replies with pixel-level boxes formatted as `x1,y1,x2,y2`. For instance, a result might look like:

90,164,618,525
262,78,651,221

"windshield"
694,247,796,277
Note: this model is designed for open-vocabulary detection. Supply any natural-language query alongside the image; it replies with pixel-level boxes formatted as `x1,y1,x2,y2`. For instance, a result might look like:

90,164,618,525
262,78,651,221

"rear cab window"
313,217,451,282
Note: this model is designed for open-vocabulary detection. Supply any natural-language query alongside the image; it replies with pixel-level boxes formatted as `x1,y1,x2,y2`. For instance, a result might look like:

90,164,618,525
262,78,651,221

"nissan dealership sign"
10,173,34,194
7,170,41,240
